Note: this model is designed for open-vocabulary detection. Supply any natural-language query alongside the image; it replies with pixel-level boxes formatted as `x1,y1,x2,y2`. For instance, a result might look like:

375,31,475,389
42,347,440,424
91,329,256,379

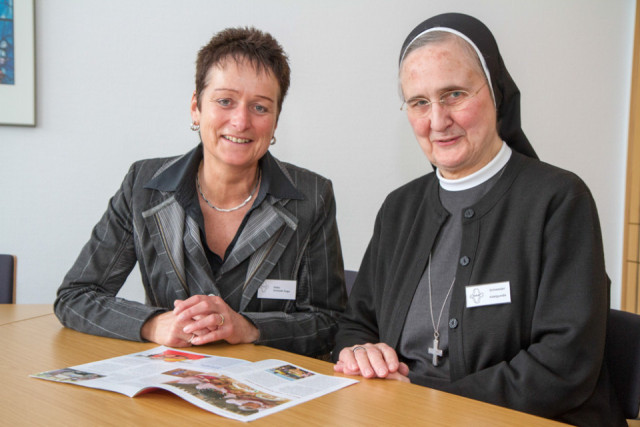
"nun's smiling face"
400,37,503,179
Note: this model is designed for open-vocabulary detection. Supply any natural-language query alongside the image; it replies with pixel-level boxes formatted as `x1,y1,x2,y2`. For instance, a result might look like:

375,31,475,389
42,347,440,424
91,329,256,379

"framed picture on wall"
0,0,35,127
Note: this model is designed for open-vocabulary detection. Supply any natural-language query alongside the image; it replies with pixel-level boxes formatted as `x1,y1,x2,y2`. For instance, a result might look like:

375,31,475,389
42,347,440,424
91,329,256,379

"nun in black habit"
333,13,625,426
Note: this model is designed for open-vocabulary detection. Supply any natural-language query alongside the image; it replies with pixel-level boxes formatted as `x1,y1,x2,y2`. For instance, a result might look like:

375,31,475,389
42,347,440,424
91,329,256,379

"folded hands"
141,295,260,347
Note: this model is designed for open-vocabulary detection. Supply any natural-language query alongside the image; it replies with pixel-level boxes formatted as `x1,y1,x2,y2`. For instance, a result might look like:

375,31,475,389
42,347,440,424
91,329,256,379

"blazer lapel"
142,196,216,299
142,196,190,299
222,196,295,273
235,199,298,312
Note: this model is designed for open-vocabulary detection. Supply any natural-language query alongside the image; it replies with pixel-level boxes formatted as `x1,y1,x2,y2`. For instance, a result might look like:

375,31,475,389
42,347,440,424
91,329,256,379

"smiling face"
400,37,502,179
191,58,280,172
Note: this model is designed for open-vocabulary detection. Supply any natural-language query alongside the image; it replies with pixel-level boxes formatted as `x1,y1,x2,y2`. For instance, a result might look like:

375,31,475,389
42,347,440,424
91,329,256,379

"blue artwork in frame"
0,0,34,126
0,0,14,85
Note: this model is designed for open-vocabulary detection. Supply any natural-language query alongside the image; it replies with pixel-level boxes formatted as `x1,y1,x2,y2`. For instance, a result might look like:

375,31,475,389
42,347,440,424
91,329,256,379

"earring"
270,136,276,145
190,122,200,132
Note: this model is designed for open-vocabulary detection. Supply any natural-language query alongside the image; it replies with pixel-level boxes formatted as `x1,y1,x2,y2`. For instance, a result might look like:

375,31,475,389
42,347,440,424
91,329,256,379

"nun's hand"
334,342,410,382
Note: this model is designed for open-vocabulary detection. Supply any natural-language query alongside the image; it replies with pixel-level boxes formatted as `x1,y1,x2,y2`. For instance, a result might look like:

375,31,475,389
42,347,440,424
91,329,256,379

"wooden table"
0,307,565,426
0,303,53,325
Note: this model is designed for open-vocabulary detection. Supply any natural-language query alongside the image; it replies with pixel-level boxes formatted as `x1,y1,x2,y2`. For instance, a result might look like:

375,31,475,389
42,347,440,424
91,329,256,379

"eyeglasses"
400,83,487,117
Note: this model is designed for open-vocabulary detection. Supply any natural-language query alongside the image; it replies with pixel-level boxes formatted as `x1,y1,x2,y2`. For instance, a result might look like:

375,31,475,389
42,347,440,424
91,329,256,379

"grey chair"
0,254,16,303
344,270,358,295
606,308,640,420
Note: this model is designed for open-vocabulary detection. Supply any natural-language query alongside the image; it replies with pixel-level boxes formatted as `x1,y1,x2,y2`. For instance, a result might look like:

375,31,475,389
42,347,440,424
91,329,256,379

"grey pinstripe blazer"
54,148,346,356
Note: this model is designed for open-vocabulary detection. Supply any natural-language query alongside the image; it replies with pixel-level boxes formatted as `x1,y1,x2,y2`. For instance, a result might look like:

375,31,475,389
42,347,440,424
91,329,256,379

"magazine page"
31,346,250,397
31,346,358,422
157,357,358,421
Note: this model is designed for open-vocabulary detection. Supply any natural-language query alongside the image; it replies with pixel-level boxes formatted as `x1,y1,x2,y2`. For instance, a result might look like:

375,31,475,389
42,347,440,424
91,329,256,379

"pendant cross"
428,337,443,366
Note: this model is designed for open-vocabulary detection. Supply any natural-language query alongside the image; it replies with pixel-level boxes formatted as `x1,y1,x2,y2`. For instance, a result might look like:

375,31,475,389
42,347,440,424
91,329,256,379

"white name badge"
465,281,511,308
258,280,297,300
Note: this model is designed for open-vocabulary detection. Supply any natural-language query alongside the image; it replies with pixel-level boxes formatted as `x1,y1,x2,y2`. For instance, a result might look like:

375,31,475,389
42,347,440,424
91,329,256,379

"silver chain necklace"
427,253,456,367
196,168,261,213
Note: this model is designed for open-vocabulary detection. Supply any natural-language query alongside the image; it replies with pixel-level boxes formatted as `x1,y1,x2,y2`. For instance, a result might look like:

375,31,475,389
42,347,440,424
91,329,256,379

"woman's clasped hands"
141,295,260,348
334,342,410,382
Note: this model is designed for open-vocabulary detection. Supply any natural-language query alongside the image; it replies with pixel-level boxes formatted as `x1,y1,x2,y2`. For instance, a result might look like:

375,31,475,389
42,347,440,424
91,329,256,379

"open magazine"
31,346,357,422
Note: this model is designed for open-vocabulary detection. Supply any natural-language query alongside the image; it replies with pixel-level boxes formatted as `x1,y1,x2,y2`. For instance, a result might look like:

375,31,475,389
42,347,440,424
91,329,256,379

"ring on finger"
188,333,196,344
352,345,367,354
218,313,225,327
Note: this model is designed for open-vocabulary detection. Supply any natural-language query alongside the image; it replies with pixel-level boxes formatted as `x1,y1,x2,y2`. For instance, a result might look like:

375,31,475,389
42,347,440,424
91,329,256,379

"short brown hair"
194,27,290,115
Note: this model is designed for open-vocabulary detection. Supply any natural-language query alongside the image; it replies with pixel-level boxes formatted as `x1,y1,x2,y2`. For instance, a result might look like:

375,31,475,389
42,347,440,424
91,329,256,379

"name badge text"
465,281,511,308
258,280,297,300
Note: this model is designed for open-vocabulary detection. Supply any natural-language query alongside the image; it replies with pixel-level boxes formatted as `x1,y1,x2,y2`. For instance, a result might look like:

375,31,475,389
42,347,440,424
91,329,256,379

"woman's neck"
198,159,261,207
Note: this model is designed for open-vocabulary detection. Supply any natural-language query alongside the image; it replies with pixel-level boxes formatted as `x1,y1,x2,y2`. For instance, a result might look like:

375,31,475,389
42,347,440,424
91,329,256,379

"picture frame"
0,0,35,127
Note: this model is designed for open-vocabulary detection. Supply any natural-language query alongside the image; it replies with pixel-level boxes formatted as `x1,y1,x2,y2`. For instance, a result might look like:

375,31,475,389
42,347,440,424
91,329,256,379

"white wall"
0,0,635,308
